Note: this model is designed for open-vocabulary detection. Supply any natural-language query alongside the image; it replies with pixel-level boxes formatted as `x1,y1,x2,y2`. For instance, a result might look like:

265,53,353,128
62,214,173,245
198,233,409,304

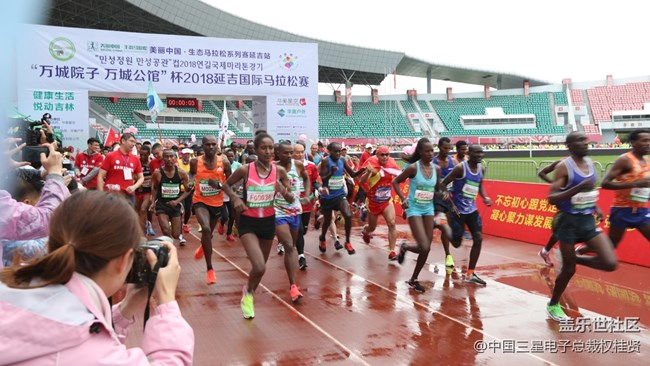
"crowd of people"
0,124,648,364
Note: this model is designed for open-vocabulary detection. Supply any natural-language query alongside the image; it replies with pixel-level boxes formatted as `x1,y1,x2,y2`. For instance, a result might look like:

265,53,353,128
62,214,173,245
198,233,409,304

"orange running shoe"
290,284,303,303
206,269,217,285
194,245,204,260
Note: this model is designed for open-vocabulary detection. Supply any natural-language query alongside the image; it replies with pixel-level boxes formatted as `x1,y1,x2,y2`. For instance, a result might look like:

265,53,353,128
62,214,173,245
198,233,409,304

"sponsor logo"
280,52,298,70
49,37,76,61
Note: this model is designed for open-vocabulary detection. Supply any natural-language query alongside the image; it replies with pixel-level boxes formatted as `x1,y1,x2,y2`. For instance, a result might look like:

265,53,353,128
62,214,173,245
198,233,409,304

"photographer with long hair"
0,191,194,365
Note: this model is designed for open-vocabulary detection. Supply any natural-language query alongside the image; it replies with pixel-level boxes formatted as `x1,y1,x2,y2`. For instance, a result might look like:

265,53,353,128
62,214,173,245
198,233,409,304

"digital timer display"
166,97,198,109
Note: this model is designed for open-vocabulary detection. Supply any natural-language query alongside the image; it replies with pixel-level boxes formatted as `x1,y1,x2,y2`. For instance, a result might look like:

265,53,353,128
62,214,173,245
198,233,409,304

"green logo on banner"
49,37,76,61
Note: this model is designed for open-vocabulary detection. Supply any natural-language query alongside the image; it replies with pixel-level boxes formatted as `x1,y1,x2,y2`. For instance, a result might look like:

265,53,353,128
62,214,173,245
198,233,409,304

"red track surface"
125,216,649,365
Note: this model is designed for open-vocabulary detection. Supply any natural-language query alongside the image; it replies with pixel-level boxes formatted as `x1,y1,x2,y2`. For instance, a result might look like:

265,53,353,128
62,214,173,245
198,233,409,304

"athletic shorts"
433,193,452,214
554,212,600,245
320,195,346,212
193,202,222,220
405,202,434,218
155,200,183,218
609,207,650,229
276,215,301,231
366,198,392,216
238,215,275,240
450,210,482,242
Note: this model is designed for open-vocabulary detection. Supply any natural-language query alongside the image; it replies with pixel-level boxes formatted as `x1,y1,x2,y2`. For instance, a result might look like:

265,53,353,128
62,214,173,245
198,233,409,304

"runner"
393,138,444,292
74,137,103,190
545,131,617,322
293,141,320,270
134,145,154,236
537,159,564,266
189,135,232,285
359,145,401,260
97,132,144,207
222,132,297,319
273,141,311,301
441,144,492,286
317,142,366,255
432,137,457,268
150,149,191,246
600,128,650,246
178,148,193,234
219,148,241,241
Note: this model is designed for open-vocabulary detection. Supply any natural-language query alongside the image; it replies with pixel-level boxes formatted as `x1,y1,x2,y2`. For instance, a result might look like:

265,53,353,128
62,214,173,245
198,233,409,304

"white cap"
365,143,373,148
181,148,193,154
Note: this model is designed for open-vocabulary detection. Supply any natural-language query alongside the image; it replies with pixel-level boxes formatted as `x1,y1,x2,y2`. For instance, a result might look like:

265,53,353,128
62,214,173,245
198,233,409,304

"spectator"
0,191,194,365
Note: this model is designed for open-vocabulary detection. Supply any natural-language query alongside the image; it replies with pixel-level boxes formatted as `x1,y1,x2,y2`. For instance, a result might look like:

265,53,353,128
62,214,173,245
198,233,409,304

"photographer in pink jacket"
0,191,194,365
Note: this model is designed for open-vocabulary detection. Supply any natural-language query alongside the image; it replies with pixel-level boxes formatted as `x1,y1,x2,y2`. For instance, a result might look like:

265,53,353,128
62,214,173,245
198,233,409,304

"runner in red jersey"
97,132,143,206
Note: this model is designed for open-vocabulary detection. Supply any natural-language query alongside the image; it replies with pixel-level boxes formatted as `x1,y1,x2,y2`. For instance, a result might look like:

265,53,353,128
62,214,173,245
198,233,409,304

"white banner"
18,89,89,152
17,25,318,96
266,95,318,143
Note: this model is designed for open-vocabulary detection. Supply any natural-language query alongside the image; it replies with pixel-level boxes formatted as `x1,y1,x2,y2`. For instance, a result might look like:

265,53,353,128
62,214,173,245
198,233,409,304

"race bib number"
80,166,89,176
106,184,121,192
328,176,345,191
571,190,599,210
123,168,132,181
630,187,650,203
374,186,392,203
461,180,479,200
142,178,152,188
247,185,275,208
199,179,220,196
414,185,434,204
161,183,180,198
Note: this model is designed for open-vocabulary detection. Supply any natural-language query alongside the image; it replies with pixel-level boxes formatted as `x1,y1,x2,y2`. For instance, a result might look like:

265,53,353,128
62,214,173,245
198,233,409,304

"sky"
203,0,649,95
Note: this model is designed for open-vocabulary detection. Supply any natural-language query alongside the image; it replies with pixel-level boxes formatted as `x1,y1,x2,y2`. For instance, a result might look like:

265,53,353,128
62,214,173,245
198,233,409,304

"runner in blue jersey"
442,144,492,286
318,142,366,255
432,137,456,269
393,138,447,293
546,132,617,322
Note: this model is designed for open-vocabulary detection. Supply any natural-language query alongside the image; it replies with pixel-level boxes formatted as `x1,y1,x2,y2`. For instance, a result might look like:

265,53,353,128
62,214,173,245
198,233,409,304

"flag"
104,127,120,148
219,101,229,143
147,81,165,123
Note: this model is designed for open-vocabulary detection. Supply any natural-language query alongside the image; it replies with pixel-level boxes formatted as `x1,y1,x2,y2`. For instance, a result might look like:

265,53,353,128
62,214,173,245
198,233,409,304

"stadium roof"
44,0,549,90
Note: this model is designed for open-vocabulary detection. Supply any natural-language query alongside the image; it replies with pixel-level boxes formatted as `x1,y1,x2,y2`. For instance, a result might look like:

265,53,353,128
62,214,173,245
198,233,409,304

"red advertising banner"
372,88,379,105
524,81,530,96
345,87,352,116
477,180,649,268
484,83,490,100
446,87,453,101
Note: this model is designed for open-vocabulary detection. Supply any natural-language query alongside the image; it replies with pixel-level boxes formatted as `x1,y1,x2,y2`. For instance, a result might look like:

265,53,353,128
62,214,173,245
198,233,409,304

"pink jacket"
0,174,70,241
0,273,194,365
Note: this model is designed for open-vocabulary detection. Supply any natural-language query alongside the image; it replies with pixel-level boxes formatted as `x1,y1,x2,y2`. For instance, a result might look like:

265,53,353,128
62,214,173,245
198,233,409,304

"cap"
365,143,373,149
181,148,193,154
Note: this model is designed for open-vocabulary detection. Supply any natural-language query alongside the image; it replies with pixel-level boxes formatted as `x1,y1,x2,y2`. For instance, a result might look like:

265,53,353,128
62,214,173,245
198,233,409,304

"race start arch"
16,25,318,151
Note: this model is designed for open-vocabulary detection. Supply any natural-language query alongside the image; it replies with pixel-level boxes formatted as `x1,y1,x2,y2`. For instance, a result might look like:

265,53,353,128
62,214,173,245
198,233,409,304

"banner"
477,180,649,268
18,88,89,152
372,88,379,105
267,95,318,143
345,86,352,116
18,25,318,97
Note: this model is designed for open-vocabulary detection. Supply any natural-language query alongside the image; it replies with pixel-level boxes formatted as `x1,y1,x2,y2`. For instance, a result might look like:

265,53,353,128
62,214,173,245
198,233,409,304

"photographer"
0,142,70,241
0,191,194,365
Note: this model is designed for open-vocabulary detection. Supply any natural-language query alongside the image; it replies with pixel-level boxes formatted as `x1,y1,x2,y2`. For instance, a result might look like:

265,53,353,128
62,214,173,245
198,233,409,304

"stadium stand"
571,89,585,105
318,101,419,138
586,82,650,123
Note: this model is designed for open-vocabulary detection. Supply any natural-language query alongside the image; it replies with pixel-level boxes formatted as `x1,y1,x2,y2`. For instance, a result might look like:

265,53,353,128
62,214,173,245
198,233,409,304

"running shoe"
434,212,448,226
546,303,570,322
290,284,303,303
334,240,343,251
344,242,356,255
194,245,204,260
319,236,327,253
407,279,425,293
445,255,455,268
178,235,186,247
463,230,472,240
182,224,190,233
362,228,371,244
539,249,553,267
388,251,397,261
241,287,255,319
574,244,588,255
397,243,407,264
277,243,285,255
206,269,217,285
464,273,487,286
299,256,308,270
217,222,225,235
360,208,367,222
226,234,236,242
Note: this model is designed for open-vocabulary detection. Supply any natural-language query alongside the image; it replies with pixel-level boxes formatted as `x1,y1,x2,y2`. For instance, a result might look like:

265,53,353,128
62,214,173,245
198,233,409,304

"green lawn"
483,155,619,183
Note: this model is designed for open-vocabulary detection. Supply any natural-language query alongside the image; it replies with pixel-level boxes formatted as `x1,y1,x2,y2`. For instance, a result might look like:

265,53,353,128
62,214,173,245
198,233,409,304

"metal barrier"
483,160,540,183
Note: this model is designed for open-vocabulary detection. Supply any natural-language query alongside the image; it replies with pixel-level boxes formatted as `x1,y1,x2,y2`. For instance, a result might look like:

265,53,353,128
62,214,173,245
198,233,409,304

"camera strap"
143,259,163,330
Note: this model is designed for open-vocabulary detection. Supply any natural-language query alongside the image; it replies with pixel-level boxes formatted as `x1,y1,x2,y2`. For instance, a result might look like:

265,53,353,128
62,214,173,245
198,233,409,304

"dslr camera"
126,237,170,286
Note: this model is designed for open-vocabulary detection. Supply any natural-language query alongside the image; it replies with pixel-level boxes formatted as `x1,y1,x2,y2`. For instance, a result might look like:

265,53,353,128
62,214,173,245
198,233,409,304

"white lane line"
188,231,370,366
